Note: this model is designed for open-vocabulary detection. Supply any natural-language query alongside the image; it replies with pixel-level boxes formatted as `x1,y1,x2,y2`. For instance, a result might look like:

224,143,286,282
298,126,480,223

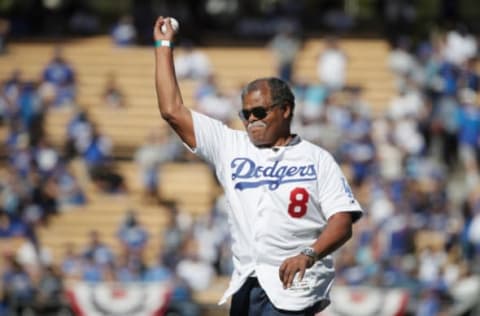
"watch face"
302,247,316,259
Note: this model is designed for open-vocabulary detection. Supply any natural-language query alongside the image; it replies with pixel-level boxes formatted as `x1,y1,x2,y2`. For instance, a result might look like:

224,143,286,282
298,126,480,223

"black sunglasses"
239,103,281,121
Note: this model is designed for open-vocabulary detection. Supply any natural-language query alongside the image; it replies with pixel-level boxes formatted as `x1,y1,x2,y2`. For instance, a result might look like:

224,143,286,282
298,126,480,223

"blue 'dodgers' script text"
230,158,317,190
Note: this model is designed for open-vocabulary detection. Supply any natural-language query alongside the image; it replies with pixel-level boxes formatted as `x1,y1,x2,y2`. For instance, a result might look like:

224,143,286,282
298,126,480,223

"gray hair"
241,77,295,113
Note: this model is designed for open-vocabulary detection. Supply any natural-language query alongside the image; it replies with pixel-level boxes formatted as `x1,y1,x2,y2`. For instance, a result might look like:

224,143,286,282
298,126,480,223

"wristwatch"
300,247,318,261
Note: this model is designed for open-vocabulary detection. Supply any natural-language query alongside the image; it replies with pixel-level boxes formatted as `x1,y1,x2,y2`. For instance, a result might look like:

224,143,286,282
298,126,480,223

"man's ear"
283,104,293,119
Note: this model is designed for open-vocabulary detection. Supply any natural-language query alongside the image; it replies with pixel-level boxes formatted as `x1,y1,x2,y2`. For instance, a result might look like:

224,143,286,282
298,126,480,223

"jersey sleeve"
318,153,363,221
188,110,233,164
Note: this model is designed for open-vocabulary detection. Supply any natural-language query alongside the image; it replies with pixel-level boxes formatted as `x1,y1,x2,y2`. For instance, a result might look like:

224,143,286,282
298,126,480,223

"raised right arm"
153,16,196,148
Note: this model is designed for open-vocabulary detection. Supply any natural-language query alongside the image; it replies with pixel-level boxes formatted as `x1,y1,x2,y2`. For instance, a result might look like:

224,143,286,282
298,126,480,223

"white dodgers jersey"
189,111,363,311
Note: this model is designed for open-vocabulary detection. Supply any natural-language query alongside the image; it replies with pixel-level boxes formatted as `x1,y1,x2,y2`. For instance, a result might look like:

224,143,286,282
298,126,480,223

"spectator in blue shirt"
117,210,149,259
42,47,75,87
82,230,114,267
1,255,36,314
0,210,26,238
143,254,173,282
456,88,480,189
81,254,104,282
111,15,137,47
60,242,82,280
41,47,76,107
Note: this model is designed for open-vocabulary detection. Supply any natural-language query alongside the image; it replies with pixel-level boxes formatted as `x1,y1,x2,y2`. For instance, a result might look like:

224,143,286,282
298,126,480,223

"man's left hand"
279,254,314,289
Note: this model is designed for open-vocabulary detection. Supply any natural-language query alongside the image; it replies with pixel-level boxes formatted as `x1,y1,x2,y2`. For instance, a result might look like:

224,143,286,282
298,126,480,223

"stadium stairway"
36,195,167,264
117,159,219,216
33,157,218,259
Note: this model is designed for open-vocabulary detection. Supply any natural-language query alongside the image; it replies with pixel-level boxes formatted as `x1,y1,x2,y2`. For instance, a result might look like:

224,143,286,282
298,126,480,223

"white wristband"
155,40,173,48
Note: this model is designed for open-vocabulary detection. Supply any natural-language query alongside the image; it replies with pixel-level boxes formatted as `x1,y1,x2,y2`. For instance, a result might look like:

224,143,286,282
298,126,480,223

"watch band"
300,247,318,261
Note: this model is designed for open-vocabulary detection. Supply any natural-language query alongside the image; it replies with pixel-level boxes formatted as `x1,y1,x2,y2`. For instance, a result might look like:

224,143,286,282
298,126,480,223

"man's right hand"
153,16,176,42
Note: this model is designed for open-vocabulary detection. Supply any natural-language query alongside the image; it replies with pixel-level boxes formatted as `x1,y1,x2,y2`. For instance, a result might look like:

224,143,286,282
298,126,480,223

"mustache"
247,121,267,130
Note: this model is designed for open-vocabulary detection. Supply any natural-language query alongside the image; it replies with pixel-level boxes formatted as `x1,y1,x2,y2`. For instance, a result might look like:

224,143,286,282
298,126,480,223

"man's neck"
256,134,296,148
274,134,294,147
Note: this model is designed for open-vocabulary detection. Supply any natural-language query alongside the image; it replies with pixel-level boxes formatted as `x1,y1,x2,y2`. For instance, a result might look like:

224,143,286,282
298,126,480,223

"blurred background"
1,0,480,315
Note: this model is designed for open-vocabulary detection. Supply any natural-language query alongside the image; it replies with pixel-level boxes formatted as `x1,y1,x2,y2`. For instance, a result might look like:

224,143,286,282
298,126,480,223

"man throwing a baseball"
153,16,363,316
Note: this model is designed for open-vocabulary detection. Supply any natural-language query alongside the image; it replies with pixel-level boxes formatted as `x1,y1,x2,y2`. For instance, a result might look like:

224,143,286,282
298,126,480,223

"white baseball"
161,17,179,34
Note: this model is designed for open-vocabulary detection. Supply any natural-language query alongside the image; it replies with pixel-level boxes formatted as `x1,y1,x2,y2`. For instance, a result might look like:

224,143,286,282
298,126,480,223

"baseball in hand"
161,17,179,34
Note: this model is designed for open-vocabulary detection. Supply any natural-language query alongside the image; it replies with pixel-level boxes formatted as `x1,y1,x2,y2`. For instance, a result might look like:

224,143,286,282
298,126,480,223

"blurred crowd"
289,25,480,315
1,19,480,316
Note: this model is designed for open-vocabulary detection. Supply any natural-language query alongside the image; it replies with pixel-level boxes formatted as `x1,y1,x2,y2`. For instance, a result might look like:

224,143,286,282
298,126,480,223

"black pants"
230,277,325,316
